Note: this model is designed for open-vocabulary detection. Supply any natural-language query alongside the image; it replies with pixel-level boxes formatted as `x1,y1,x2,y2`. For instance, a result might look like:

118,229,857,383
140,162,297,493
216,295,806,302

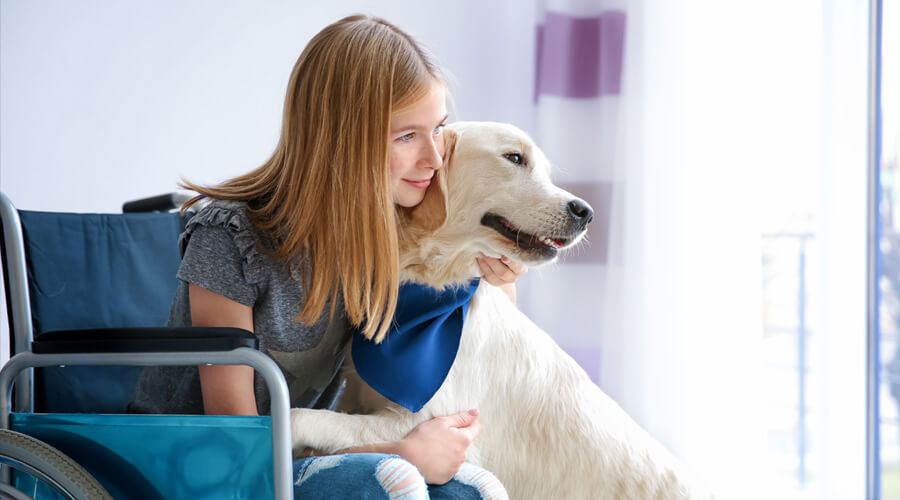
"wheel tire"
0,429,111,500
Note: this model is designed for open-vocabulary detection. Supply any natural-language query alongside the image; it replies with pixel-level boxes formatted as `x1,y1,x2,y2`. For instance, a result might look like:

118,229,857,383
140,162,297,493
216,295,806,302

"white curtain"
518,1,868,499
520,1,766,495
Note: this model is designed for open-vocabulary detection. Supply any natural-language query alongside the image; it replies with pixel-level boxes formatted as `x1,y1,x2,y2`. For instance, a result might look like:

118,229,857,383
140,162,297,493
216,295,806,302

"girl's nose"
421,135,443,169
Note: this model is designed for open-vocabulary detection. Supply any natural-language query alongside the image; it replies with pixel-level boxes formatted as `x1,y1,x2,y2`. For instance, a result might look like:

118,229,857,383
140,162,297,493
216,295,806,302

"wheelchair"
0,192,293,499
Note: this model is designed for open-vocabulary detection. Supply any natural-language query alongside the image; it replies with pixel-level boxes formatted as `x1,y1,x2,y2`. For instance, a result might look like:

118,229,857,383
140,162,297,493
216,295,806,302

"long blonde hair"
182,15,444,342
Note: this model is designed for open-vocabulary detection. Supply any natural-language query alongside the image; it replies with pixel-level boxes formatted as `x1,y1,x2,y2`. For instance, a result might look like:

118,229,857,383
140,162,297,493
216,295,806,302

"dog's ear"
407,129,456,232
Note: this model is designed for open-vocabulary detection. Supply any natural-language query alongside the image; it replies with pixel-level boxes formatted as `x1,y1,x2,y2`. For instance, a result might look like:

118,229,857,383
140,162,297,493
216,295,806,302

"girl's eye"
397,133,415,143
503,153,525,166
433,123,446,136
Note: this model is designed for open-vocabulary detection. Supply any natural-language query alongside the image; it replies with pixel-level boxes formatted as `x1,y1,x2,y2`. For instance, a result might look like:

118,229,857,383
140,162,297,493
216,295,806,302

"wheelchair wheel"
0,429,111,500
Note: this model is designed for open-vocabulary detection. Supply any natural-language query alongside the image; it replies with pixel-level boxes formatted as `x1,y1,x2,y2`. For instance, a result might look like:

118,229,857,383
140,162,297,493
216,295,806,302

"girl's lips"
403,178,431,189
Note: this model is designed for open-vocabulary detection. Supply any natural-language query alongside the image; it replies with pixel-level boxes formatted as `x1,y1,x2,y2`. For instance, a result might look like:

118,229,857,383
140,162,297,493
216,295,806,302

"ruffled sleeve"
175,200,268,307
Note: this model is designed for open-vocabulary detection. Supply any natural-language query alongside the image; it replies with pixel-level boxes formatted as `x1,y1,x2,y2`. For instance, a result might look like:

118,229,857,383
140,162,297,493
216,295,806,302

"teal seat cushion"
10,412,274,500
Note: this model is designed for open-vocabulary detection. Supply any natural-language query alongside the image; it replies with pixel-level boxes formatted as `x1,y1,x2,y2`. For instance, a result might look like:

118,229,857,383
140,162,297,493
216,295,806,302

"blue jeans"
293,453,507,499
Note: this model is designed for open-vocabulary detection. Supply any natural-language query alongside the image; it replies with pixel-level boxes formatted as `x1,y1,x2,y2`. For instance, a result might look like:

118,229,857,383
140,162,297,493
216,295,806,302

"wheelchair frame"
0,192,294,499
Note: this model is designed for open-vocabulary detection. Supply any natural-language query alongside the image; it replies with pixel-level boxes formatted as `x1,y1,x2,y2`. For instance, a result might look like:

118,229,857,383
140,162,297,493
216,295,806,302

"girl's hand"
476,253,527,286
477,253,527,303
399,409,481,485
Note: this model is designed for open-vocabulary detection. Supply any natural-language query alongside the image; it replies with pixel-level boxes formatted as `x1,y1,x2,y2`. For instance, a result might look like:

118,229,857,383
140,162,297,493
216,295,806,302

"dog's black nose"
567,199,594,224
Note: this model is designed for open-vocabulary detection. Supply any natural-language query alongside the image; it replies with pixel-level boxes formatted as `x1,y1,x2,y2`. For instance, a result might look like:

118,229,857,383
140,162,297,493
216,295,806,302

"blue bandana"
352,279,480,412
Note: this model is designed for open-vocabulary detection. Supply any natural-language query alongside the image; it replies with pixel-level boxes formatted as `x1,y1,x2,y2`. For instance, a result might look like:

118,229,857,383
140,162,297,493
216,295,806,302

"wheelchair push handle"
122,192,195,213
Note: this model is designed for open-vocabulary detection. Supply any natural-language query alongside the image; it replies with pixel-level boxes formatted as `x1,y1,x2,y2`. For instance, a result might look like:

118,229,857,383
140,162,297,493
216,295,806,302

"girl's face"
389,84,448,208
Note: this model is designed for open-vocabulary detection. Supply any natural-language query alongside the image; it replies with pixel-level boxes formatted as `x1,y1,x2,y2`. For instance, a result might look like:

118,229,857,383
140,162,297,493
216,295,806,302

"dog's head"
403,121,592,275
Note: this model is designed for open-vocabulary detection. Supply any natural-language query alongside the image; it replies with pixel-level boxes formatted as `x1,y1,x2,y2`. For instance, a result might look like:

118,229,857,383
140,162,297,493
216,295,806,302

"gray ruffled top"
129,200,351,415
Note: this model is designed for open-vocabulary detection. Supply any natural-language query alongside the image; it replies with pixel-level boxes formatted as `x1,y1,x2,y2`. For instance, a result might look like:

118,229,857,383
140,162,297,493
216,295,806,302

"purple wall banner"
535,10,626,100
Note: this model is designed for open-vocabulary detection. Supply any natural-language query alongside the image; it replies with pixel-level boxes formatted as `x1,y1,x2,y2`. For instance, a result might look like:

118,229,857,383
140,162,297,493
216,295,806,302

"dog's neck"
398,223,483,289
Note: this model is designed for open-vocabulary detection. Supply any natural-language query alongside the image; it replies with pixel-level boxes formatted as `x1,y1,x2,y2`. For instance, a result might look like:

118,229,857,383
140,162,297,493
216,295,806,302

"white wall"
0,0,537,212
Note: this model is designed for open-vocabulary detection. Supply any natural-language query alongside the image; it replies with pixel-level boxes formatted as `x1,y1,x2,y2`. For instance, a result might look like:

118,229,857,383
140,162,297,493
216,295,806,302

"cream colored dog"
291,122,710,500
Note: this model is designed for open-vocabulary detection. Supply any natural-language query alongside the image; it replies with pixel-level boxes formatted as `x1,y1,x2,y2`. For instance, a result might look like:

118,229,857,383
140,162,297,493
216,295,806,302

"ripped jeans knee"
294,453,426,499
375,457,429,499
446,463,508,500
293,453,506,499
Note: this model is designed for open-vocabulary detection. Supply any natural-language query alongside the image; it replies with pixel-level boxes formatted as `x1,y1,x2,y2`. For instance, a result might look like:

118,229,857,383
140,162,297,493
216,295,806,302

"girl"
130,14,523,499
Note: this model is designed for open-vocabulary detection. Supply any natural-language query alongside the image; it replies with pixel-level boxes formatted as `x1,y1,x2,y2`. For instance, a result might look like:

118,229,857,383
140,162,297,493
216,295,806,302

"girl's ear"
408,129,456,232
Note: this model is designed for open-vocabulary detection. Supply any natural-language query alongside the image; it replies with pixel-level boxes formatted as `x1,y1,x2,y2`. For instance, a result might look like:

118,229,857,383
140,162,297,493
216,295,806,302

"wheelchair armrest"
31,327,257,354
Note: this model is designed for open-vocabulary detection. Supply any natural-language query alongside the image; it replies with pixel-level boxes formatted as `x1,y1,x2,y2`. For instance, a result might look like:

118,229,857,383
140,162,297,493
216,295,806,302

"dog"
291,122,711,499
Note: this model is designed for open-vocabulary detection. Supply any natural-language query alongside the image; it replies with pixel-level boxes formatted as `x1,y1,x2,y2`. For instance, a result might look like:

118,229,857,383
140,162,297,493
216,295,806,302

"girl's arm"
190,283,260,416
193,285,481,483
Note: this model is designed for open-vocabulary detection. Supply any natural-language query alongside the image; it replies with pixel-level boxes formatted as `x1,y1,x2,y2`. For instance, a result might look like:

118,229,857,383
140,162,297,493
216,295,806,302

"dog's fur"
291,122,711,499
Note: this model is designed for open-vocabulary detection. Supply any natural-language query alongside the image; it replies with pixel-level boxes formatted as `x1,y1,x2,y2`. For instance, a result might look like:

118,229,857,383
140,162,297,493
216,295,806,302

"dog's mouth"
480,213,570,257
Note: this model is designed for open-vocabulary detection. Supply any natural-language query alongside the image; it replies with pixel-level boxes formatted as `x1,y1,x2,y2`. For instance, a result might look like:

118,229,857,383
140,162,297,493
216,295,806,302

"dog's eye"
503,153,525,166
